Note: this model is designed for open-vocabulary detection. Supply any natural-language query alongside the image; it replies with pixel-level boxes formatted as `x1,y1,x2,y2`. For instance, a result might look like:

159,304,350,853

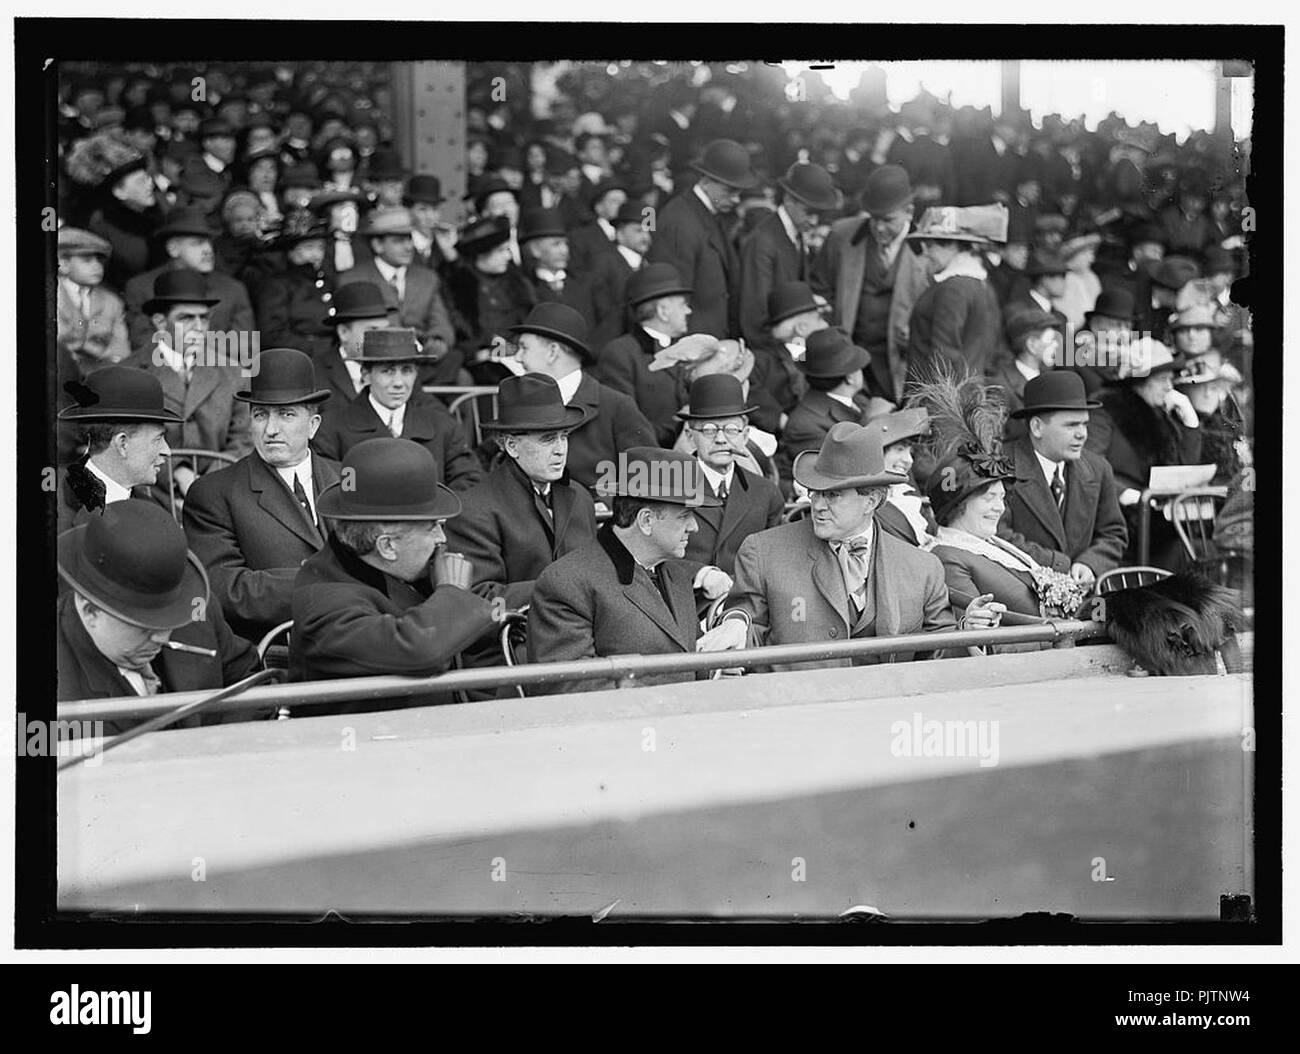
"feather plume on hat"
907,362,1011,472
65,131,147,188
646,333,722,373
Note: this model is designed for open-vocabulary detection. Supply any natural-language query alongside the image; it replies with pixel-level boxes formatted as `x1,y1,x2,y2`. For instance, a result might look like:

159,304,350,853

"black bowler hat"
58,366,183,424
690,139,758,190
480,373,589,432
325,281,390,325
317,438,463,522
1026,248,1068,277
802,328,870,378
508,303,593,362
1085,287,1136,325
676,374,759,422
307,187,366,214
518,207,568,244
612,200,648,228
1010,371,1101,420
235,348,331,405
403,174,445,206
582,177,626,209
457,215,513,258
1152,255,1201,291
594,446,722,507
353,327,428,364
155,206,218,241
777,162,842,213
57,501,209,631
366,147,407,182
859,164,915,217
1004,305,1064,346
626,262,692,307
470,177,520,214
198,116,235,140
141,269,222,316
764,280,821,328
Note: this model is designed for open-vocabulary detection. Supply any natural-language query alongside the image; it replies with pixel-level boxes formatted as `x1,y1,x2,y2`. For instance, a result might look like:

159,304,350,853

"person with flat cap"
444,373,598,613
506,303,656,493
54,366,181,532
56,500,258,732
183,348,342,642
289,438,499,700
311,327,483,491
527,446,741,694
57,226,131,375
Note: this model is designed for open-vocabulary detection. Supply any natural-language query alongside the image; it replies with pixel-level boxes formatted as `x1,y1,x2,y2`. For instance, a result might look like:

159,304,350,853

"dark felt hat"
764,280,821,328
1026,248,1068,277
793,422,907,492
1152,255,1201,291
859,164,915,217
317,438,463,521
690,139,758,190
353,327,428,364
1085,286,1136,324
58,366,183,424
1010,370,1101,420
508,303,592,362
612,199,649,227
863,407,930,448
801,328,870,379
456,215,513,258
582,177,627,209
471,177,520,213
1004,305,1065,346
480,373,589,432
235,348,331,405
777,162,842,212
326,280,390,325
366,147,407,182
141,269,222,315
58,500,210,631
594,446,722,507
926,446,1020,527
404,174,445,206
156,206,218,241
626,262,692,307
198,116,235,140
676,374,759,421
518,207,568,244
307,187,367,213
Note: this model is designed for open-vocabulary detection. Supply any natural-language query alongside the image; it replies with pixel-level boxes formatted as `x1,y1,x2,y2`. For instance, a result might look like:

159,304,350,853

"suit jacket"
56,589,258,735
56,282,130,371
182,451,341,641
647,188,740,338
563,371,658,491
996,435,1128,575
1086,385,1204,496
812,216,932,404
907,274,1006,384
931,544,1044,624
986,354,1032,440
124,264,256,351
751,341,809,416
527,525,702,694
289,533,498,702
336,258,455,352
683,464,784,575
777,390,863,486
253,263,337,360
310,387,483,491
593,326,689,447
568,220,619,276
726,519,958,672
586,248,638,349
443,459,599,609
309,343,365,423
445,260,537,360
126,351,252,464
739,210,809,348
521,267,599,331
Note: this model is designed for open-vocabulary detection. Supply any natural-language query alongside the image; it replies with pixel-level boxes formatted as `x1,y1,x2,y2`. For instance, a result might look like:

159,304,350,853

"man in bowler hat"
315,279,394,418
183,348,342,641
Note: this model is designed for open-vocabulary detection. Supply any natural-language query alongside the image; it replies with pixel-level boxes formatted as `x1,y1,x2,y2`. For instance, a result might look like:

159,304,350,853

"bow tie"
833,536,872,558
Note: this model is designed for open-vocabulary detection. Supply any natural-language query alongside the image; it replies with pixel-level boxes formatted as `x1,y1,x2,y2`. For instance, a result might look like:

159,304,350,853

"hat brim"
905,231,991,244
1009,398,1102,420
792,450,907,492
862,189,916,217
156,225,218,241
518,227,568,243
234,388,333,405
675,403,760,422
802,344,871,379
629,284,693,307
57,531,210,631
762,301,821,328
506,323,592,362
315,480,463,521
403,193,447,206
352,354,434,365
481,404,590,432
595,484,723,508
324,307,390,325
690,160,758,190
57,404,184,424
141,296,222,315
778,179,843,213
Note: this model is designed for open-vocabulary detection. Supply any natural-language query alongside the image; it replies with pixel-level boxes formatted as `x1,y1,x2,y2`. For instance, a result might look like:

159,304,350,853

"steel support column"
389,61,467,224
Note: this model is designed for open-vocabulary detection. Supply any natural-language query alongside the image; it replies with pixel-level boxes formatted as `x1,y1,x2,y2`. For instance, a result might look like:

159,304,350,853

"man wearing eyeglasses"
678,375,783,575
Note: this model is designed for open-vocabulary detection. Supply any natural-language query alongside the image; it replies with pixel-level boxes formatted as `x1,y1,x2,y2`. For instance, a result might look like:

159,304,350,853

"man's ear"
307,414,322,440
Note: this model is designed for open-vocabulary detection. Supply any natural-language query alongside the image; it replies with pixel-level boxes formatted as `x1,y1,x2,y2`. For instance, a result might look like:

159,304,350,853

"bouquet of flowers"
1029,565,1086,618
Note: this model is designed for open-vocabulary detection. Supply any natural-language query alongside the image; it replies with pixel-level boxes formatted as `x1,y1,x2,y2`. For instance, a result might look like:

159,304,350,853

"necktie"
130,664,161,696
292,473,315,526
387,271,402,302
79,287,92,320
716,479,728,502
388,410,402,438
533,486,554,529
1051,464,1066,512
182,348,196,387
834,537,871,613
646,564,674,612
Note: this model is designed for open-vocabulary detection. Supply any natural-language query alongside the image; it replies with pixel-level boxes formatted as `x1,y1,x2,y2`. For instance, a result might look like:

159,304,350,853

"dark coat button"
829,627,839,638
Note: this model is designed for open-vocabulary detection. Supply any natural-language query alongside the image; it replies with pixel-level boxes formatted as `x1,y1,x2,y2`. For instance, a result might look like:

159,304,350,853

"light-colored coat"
56,282,131,372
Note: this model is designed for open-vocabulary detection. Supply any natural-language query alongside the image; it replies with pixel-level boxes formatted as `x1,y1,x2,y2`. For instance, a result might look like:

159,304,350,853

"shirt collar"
555,368,583,404
1033,447,1062,486
368,393,406,430
154,339,187,374
827,391,858,410
933,255,988,284
777,204,800,246
62,276,88,301
1014,359,1039,382
1029,289,1052,312
373,257,405,282
411,228,432,251
831,518,875,551
696,458,735,494
85,457,134,504
693,182,717,215
641,325,673,348
597,217,616,241
203,152,226,173
617,244,643,269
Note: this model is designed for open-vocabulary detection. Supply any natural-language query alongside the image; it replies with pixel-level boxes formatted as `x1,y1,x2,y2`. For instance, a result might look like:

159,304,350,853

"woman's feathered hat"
910,365,1020,526
65,131,149,191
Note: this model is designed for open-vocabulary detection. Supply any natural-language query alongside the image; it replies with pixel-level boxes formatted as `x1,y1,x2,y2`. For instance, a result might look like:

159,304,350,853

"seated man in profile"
710,423,1004,672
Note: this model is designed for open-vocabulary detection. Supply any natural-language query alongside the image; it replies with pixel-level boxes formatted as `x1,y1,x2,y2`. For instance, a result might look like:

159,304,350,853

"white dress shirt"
697,459,736,499
202,152,227,174
777,204,801,248
617,244,643,270
693,183,717,215
641,325,673,349
369,394,407,437
596,217,616,243
555,368,584,405
827,391,858,411
1034,447,1064,489
272,453,317,522
373,258,407,302
339,349,364,394
85,458,133,505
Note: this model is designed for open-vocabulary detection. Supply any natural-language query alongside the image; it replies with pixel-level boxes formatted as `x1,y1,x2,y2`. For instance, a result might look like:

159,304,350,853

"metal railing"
164,448,239,522
423,385,499,447
59,618,1109,726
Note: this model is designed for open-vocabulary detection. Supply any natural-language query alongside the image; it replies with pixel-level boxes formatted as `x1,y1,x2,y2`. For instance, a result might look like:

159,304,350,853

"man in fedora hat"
593,262,695,447
445,215,537,383
404,173,457,275
713,423,1000,669
123,205,255,349
57,501,259,726
54,366,182,533
528,446,740,694
677,375,783,574
444,373,598,614
586,198,655,348
989,305,1066,439
126,268,251,502
314,279,395,417
57,226,131,375
997,371,1127,588
647,138,757,338
311,327,483,492
507,303,655,492
812,164,930,405
290,438,499,698
517,206,598,325
1006,248,1069,328
182,348,342,641
738,162,842,350
337,206,459,384
254,209,338,362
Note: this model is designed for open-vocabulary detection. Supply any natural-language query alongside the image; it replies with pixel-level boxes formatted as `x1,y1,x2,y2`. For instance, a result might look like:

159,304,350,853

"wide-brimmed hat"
156,206,218,241
197,116,235,140
925,447,1020,527
58,227,113,258
626,262,692,307
235,348,331,405
480,372,589,432
793,422,907,492
353,327,428,364
1118,340,1181,382
907,203,1009,245
594,446,722,507
690,139,758,190
859,164,915,217
777,162,842,213
457,214,513,258
802,328,870,378
667,337,756,386
1010,370,1102,419
1176,356,1241,388
58,366,183,424
1004,305,1065,346
518,207,567,244
326,280,390,325
863,407,930,449
141,269,221,315
508,303,592,362
273,208,329,248
366,147,407,182
1170,304,1220,332
1026,248,1068,277
360,207,415,238
1152,255,1201,291
57,500,209,631
317,438,463,521
763,280,822,328
1085,287,1136,324
676,374,759,422
404,173,445,206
